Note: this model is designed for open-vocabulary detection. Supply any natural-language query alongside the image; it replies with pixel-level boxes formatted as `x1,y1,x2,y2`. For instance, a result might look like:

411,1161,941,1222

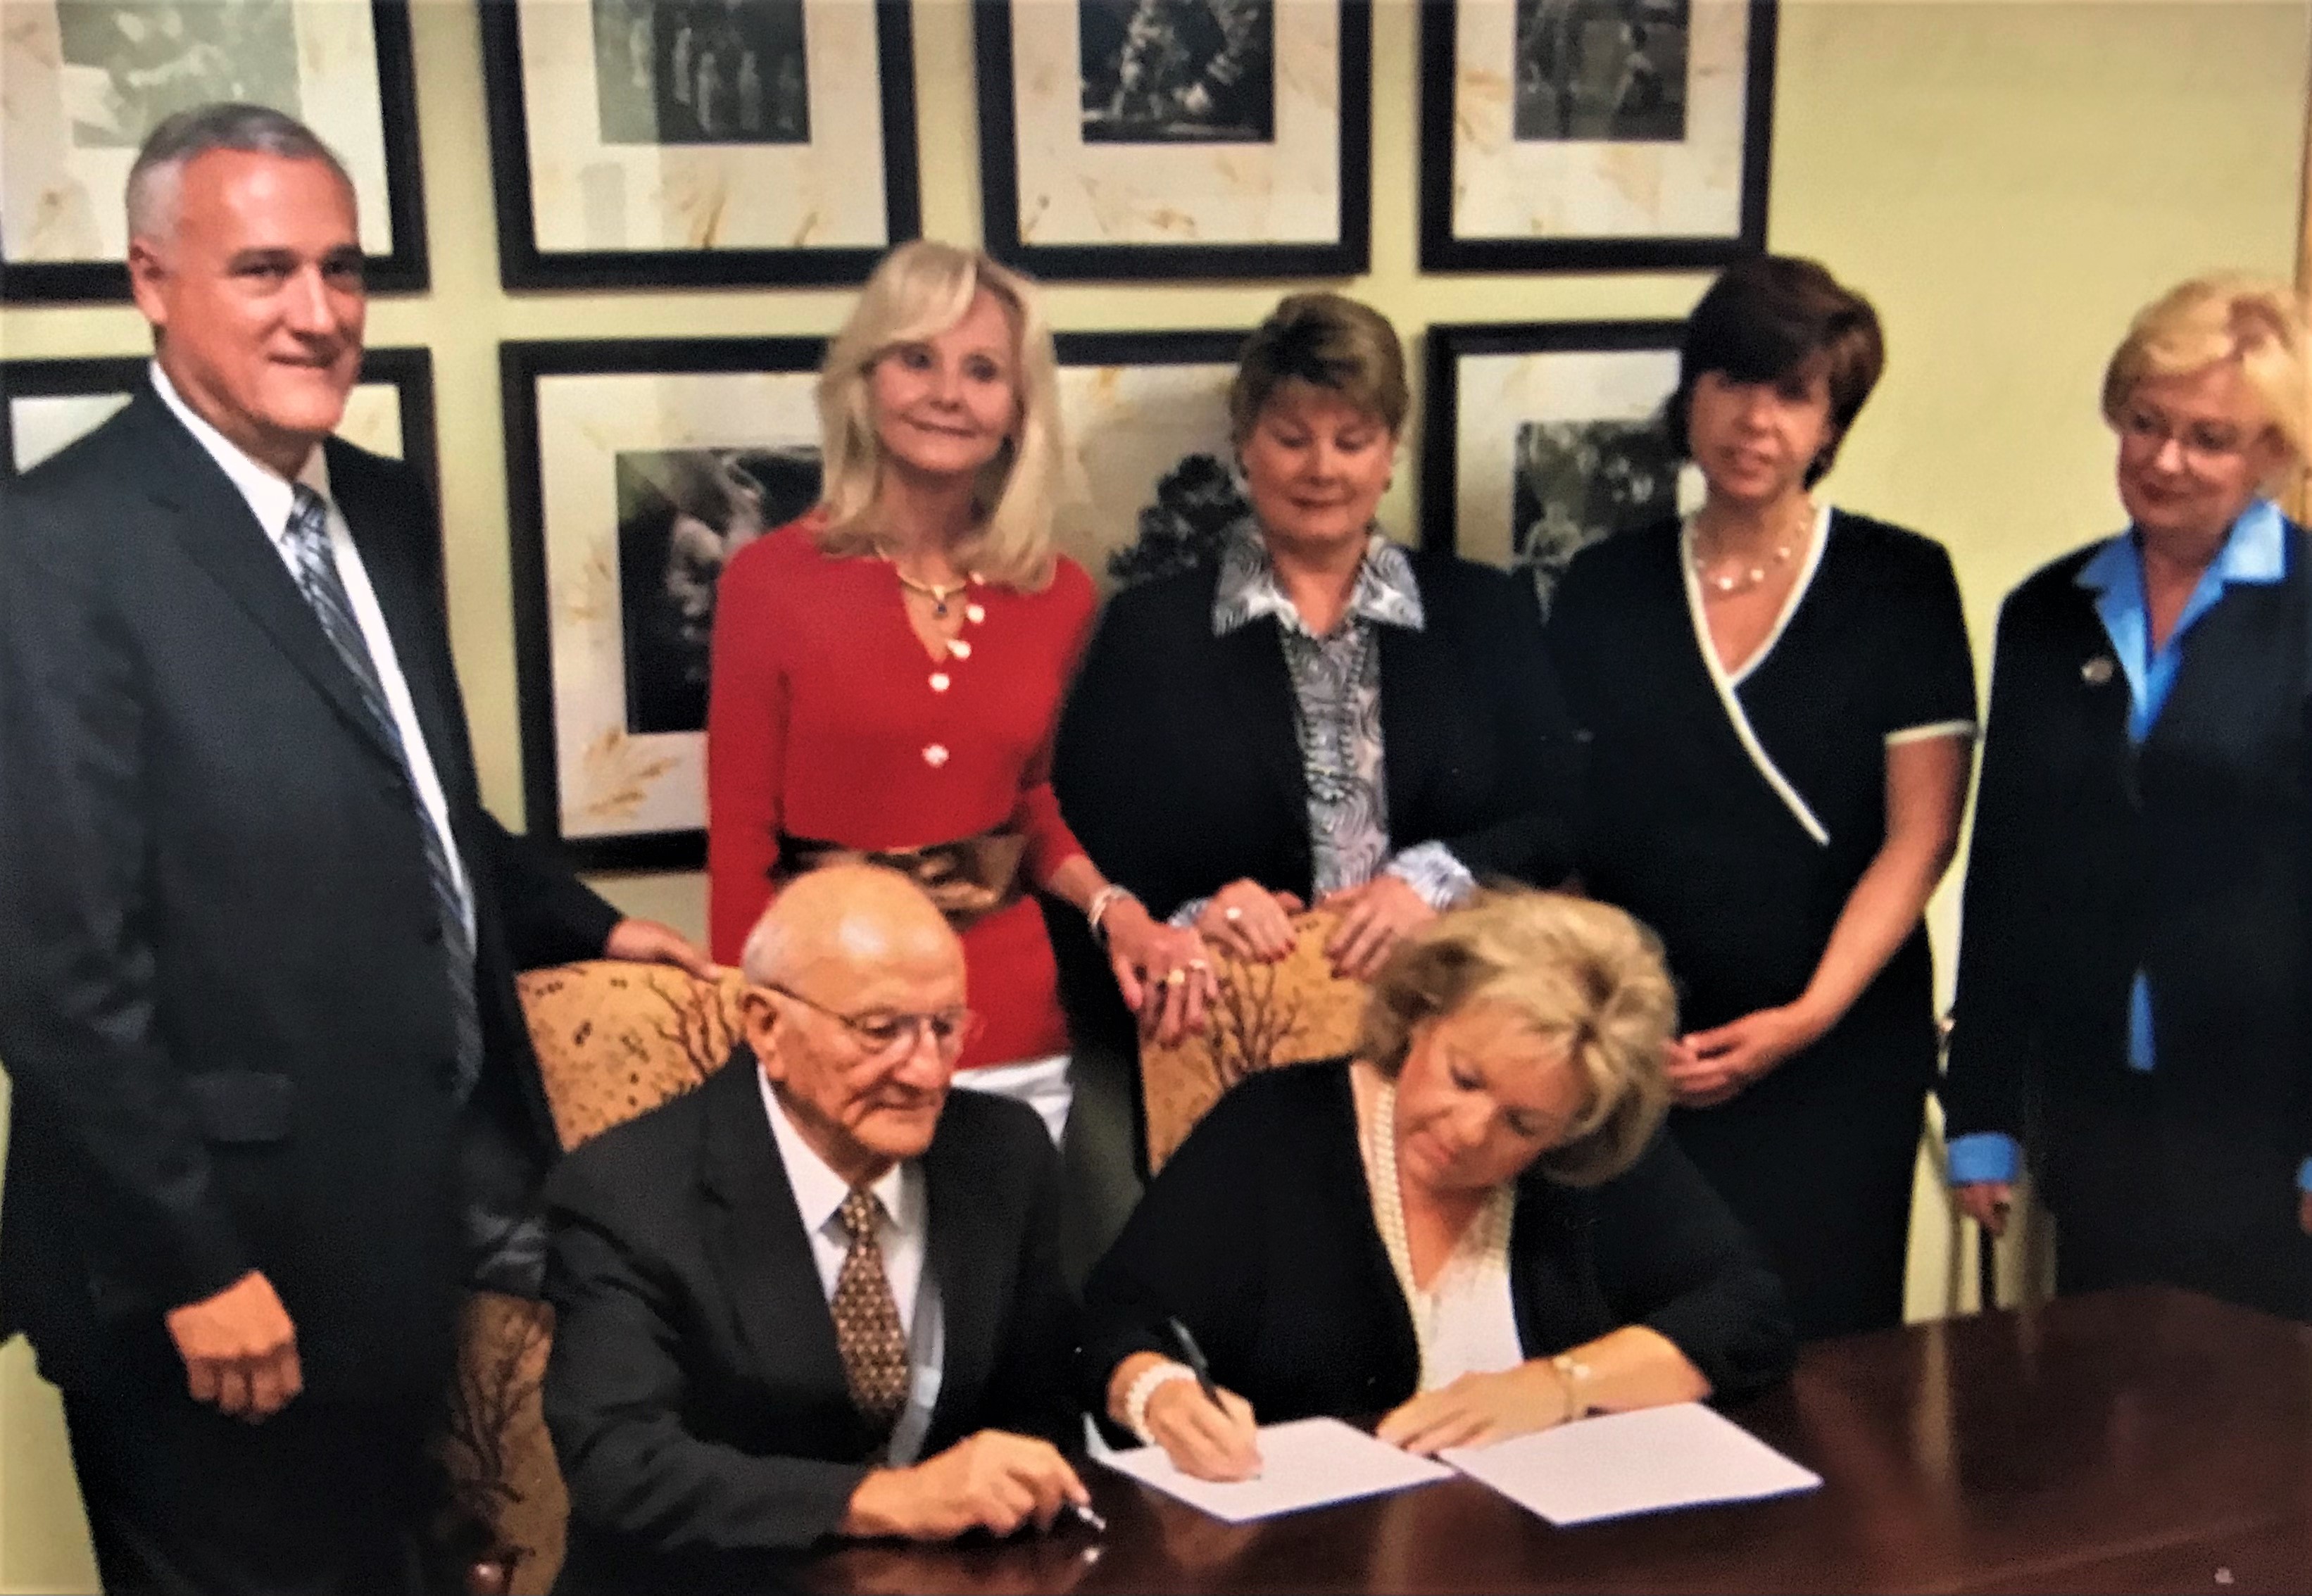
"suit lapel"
699,1057,855,1418
329,442,475,803
1212,615,1309,818
132,393,400,768
2146,561,2307,777
918,1121,1000,1441
1377,622,1447,839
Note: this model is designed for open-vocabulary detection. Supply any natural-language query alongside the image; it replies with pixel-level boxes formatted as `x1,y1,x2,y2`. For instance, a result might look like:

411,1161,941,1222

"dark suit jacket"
1080,1062,1795,1434
1053,551,1581,921
1945,523,2312,1157
0,385,618,1400
541,1055,1079,1592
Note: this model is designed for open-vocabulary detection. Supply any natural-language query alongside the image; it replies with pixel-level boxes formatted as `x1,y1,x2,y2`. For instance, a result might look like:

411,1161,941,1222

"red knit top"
705,518,1097,1071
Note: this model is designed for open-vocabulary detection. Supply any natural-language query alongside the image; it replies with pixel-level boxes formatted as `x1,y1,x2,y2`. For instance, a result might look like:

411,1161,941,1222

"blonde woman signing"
707,242,1200,1142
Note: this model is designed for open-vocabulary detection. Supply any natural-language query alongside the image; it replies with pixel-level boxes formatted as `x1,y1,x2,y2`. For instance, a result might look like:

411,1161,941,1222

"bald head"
739,865,968,1185
739,864,960,990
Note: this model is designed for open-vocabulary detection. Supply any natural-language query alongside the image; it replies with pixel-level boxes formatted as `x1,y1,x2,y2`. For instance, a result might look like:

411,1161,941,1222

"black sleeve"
1077,1079,1276,1428
1586,1131,1797,1402
1053,592,1183,916
979,1110,1085,1453
541,1155,871,1554
0,486,249,1312
1878,539,1979,741
1941,590,2047,1143
475,810,624,971
1435,572,1582,886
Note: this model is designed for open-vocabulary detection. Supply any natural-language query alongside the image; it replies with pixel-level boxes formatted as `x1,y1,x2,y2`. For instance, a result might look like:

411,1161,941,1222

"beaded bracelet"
1123,1361,1200,1445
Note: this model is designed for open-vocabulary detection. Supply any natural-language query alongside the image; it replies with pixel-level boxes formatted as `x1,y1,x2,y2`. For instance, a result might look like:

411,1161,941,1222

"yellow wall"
3,1,2304,1588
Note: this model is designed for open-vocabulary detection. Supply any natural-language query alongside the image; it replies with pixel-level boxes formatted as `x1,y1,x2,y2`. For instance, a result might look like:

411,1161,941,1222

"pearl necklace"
1362,1077,1514,1388
1690,505,1811,598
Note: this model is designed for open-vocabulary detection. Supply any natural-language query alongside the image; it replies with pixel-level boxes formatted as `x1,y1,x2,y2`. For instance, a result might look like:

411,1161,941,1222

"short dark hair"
127,103,352,243
1229,292,1410,441
1665,255,1886,486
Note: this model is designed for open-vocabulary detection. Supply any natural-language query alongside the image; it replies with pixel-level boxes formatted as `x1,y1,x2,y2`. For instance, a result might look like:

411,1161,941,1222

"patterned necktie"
832,1188,908,1433
281,486,484,1102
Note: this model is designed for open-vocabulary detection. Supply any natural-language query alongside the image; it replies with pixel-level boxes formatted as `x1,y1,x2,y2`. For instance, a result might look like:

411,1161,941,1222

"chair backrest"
444,960,749,1595
1138,910,1371,1174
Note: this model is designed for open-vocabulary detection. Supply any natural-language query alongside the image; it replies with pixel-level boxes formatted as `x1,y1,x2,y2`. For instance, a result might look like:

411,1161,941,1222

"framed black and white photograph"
1053,329,1248,588
1,346,438,496
977,0,1370,279
0,0,428,301
1422,322,1692,609
502,337,827,870
479,0,920,290
1419,0,1774,272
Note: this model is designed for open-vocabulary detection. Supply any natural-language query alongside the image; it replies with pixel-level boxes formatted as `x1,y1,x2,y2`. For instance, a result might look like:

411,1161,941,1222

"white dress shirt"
150,363,472,934
758,1067,946,1463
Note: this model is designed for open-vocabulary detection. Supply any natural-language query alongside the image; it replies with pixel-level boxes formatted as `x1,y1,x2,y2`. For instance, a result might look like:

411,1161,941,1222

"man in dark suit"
0,104,708,1593
543,865,1087,1593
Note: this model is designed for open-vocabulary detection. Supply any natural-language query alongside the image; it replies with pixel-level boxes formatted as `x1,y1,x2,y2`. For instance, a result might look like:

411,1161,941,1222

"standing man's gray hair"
125,102,353,244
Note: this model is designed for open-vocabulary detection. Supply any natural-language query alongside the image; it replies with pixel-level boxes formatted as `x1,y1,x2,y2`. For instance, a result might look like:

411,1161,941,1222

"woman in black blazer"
1053,293,1581,1043
1945,276,2312,1320
1081,891,1793,1479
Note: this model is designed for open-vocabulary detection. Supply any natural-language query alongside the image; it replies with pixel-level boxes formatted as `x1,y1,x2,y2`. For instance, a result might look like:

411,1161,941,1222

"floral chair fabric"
1137,910,1371,1174
441,962,748,1595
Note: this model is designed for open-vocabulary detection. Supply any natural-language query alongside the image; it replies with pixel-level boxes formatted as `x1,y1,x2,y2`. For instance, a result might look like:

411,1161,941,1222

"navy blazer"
1945,518,2312,1152
0,387,617,1400
1079,1062,1795,1433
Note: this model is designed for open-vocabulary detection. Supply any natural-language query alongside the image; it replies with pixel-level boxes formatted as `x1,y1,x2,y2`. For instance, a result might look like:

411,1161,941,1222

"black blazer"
1945,524,2312,1150
1079,1062,1795,1431
0,387,618,1400
1053,551,1582,922
541,1055,1079,1592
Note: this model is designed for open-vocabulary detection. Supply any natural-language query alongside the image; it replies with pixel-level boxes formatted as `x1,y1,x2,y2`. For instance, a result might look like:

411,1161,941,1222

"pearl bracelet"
1123,1361,1200,1445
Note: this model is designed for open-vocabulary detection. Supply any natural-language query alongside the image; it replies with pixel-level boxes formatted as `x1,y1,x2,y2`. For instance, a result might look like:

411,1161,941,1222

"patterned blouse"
1169,529,1477,926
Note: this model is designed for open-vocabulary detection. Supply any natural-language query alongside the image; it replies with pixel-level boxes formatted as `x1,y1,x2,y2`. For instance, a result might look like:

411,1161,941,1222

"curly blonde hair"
2102,275,2309,482
1355,890,1677,1187
813,240,1064,590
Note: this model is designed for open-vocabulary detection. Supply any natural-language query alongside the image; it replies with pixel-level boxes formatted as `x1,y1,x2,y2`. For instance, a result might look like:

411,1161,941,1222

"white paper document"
1100,1416,1455,1523
1442,1402,1821,1526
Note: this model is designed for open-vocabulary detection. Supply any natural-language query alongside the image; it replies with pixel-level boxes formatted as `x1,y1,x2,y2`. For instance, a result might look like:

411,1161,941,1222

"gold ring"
1186,958,1211,972
1164,968,1188,987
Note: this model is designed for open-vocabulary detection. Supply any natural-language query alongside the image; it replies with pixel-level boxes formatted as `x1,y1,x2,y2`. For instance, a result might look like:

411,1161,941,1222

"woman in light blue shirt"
1945,275,2312,1320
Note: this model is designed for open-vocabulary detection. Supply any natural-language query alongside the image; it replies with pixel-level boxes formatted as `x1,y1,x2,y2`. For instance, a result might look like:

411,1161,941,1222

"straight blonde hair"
2102,275,2309,479
814,241,1063,590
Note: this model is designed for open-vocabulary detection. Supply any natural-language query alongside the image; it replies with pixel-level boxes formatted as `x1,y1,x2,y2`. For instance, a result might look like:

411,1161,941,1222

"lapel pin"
2081,656,2116,686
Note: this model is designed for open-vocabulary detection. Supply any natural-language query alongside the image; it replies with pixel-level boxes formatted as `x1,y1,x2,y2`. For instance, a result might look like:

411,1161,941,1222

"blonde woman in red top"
708,241,1202,1141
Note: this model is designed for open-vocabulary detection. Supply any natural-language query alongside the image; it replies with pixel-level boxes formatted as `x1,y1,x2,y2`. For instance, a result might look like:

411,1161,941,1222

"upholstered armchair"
1135,910,1371,1174
441,960,749,1595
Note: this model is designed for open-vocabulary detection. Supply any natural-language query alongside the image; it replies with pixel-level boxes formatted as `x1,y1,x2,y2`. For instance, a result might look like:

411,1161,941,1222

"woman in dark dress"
1546,256,1978,1339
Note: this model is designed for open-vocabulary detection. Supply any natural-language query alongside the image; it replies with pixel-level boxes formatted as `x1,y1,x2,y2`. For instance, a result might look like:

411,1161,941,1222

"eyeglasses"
2116,404,2258,467
762,982,979,1060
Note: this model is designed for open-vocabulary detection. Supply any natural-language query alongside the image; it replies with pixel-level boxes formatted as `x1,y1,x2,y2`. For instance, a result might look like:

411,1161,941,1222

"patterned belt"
776,830,1027,931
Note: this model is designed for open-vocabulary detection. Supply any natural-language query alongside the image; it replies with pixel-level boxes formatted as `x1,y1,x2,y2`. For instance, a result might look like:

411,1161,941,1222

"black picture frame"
1418,0,1776,273
0,0,429,303
1422,320,1687,614
501,336,828,871
1,345,439,498
479,0,922,291
976,0,1371,281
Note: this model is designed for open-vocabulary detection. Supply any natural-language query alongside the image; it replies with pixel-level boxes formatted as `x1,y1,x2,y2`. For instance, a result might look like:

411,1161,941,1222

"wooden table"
802,1288,2312,1594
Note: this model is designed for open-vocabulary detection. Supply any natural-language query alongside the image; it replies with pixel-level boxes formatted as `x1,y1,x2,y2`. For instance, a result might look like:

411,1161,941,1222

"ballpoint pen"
1164,1314,1224,1409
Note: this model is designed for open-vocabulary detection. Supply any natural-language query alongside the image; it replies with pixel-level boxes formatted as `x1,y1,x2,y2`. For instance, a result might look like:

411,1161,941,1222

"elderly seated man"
541,865,1087,1592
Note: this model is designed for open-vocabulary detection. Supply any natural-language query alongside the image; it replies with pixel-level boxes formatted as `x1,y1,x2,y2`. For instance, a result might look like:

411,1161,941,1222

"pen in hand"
1165,1316,1223,1409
